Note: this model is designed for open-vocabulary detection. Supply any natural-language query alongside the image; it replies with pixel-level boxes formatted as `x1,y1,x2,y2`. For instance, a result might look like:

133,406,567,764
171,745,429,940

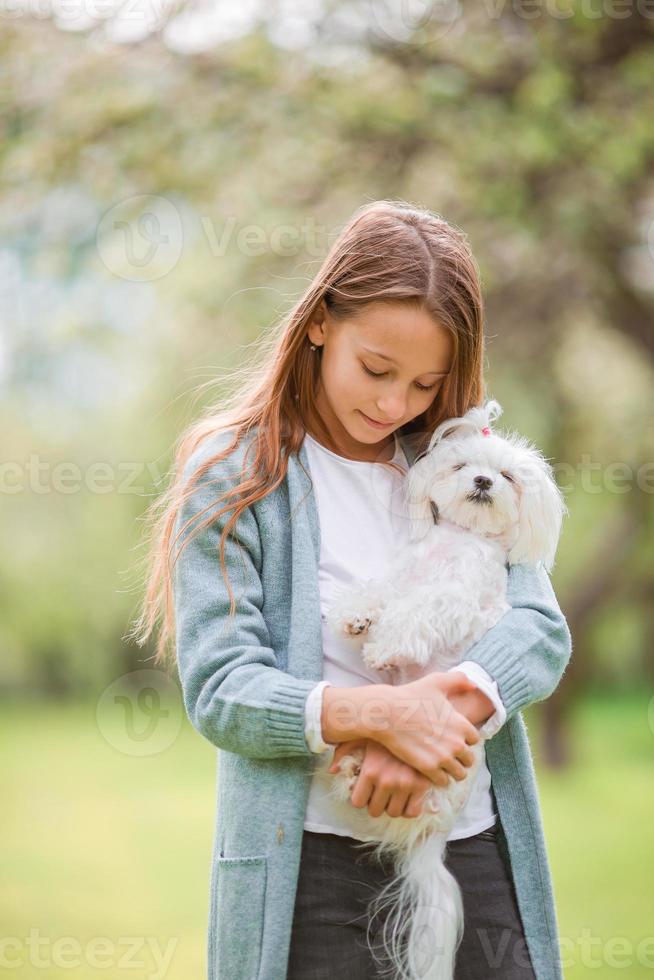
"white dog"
322,399,567,980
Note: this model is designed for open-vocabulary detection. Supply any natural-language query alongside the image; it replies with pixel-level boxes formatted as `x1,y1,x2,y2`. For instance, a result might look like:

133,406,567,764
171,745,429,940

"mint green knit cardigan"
173,425,573,980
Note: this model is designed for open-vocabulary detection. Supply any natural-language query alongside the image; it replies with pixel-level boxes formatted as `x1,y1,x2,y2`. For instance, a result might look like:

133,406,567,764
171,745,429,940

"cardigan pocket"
209,854,268,980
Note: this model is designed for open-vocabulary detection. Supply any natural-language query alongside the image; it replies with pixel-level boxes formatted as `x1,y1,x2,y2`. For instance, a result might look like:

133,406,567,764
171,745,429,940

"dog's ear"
507,452,567,571
426,399,503,452
406,457,436,541
426,416,467,451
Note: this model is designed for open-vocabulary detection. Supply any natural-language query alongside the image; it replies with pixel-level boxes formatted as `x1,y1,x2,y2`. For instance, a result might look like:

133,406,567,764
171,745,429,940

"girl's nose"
376,393,406,421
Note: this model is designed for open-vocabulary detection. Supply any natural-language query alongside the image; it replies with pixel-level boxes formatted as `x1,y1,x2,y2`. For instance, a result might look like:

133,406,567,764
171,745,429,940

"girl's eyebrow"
360,344,450,375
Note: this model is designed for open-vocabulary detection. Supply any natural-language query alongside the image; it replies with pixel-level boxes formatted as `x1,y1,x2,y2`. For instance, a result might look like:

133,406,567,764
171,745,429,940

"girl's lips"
359,410,395,430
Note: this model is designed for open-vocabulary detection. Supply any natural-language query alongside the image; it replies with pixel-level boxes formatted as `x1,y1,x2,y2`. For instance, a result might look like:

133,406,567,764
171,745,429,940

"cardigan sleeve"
459,561,572,724
172,437,317,760
304,680,334,754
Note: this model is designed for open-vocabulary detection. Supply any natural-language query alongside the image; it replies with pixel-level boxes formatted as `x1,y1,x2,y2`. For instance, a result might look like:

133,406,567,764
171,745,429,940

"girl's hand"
371,671,481,785
328,739,436,819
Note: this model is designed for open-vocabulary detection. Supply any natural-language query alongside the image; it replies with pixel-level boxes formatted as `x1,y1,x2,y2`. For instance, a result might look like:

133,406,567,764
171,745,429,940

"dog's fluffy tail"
367,832,463,980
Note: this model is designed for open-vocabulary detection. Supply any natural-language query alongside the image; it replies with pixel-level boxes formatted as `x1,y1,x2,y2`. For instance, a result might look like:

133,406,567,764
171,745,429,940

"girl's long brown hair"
127,199,485,668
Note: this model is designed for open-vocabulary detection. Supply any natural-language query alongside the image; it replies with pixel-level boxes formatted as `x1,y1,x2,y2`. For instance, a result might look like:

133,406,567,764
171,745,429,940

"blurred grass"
526,691,654,979
1,692,652,979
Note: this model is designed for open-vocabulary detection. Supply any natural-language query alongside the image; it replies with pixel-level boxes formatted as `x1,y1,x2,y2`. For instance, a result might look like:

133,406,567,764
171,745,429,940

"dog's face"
409,433,523,536
406,428,567,570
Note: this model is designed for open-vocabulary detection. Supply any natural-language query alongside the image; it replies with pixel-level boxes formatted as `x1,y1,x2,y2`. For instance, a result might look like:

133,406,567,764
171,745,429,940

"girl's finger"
427,767,450,789
403,792,432,818
456,746,475,768
439,757,468,782
384,789,412,819
350,772,374,810
367,784,394,819
463,721,481,745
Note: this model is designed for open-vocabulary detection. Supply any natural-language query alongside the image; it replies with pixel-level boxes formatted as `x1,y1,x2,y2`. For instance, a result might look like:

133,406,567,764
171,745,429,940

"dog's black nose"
474,475,493,490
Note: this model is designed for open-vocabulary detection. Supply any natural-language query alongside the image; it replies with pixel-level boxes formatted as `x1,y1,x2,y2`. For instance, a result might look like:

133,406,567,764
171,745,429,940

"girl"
132,200,572,980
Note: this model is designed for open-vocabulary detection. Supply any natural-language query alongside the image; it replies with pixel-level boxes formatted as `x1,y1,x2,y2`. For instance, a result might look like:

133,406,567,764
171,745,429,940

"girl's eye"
452,463,465,471
361,363,437,392
501,471,515,484
362,364,385,379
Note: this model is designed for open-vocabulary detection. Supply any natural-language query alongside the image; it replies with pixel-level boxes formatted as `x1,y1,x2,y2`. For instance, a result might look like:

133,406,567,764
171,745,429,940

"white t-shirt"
302,430,506,843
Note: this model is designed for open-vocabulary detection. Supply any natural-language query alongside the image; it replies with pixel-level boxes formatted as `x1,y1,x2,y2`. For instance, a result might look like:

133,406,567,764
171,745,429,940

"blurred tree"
1,5,652,766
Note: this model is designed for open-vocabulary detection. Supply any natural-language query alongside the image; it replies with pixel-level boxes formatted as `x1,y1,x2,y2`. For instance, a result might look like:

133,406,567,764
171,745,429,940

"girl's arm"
173,438,423,760
318,559,572,748
173,439,320,760
175,437,568,760
449,562,572,726
319,563,571,797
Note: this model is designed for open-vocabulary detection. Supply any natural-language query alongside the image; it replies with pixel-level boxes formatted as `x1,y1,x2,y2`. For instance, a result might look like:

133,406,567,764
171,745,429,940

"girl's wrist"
448,687,495,727
321,683,396,745
410,670,492,727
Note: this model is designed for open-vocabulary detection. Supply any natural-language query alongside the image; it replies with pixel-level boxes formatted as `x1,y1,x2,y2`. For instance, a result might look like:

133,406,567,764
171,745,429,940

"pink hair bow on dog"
481,426,492,436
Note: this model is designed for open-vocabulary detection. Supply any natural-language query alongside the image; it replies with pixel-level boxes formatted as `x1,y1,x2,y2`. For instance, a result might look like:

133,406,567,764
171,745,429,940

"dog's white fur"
318,399,567,980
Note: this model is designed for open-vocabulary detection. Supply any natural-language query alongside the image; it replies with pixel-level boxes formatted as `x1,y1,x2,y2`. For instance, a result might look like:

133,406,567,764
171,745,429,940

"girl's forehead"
344,314,453,371
349,302,446,338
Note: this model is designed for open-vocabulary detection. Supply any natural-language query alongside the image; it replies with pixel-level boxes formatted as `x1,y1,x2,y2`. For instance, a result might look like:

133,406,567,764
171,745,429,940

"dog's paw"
343,612,375,637
345,771,361,795
332,752,364,797
327,603,380,640
361,643,402,672
340,756,362,779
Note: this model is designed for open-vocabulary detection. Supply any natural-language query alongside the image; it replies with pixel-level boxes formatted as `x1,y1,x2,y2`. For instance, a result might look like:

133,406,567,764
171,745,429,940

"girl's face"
307,300,453,461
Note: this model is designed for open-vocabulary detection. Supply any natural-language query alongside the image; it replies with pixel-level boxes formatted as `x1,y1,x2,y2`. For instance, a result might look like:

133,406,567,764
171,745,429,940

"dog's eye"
452,463,465,471
501,471,515,484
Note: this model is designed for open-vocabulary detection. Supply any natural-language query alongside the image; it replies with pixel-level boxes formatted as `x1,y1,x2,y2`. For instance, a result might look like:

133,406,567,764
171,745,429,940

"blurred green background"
1,3,653,978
